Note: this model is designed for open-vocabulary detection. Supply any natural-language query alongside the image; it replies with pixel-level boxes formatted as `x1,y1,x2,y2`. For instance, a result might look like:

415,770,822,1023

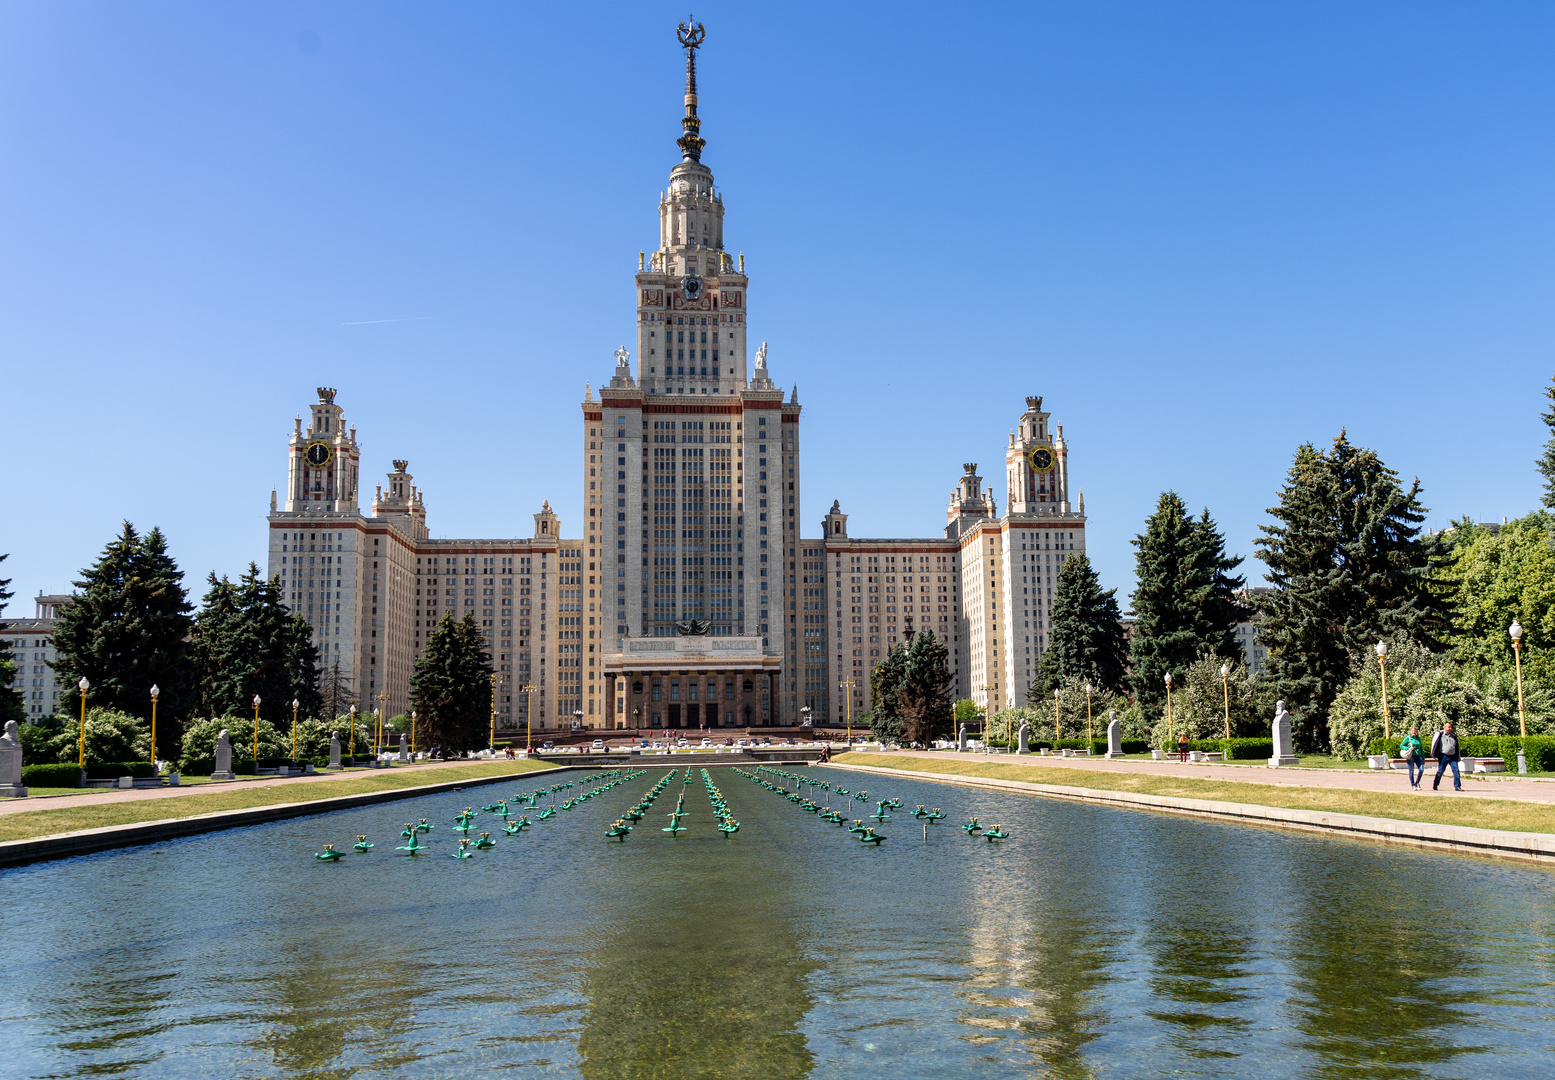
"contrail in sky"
342,316,439,326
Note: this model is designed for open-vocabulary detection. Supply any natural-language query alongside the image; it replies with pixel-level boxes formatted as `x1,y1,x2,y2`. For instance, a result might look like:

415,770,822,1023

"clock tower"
284,387,361,514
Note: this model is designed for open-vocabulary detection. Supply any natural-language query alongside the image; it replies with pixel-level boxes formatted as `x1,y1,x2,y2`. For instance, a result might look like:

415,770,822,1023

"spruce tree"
192,564,322,725
0,554,25,727
1256,432,1451,748
1129,493,1245,716
50,523,195,737
867,640,908,742
1538,374,1555,509
410,612,493,754
1046,553,1130,695
897,629,954,746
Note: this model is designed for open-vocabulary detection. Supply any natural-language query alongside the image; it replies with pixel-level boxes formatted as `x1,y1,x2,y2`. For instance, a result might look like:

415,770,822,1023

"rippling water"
3,764,1554,1079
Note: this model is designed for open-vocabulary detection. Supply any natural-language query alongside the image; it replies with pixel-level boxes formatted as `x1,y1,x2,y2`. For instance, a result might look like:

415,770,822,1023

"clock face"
1029,446,1054,472
682,274,703,300
305,441,333,469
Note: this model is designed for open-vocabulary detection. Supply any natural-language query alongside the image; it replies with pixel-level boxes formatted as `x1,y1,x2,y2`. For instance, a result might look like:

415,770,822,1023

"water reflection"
2,767,1554,1079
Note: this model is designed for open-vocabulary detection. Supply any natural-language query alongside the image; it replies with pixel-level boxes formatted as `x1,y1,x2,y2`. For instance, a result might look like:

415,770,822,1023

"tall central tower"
590,21,796,731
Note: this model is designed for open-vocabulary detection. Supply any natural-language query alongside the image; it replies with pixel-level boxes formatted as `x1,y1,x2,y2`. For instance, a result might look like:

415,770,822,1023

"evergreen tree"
192,564,322,725
867,641,908,742
410,612,492,754
0,554,25,727
897,629,955,746
1045,553,1130,695
1129,493,1245,716
50,524,195,744
1256,433,1451,748
1538,374,1555,509
316,658,357,722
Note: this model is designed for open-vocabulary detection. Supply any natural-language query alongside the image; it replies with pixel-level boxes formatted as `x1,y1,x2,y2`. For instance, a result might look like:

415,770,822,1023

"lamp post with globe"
1510,620,1527,739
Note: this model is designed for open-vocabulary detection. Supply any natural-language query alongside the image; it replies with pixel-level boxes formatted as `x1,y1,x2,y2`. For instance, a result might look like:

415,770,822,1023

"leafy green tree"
1046,553,1130,696
192,564,322,727
1022,675,1131,744
42,707,148,765
953,697,982,734
1441,514,1555,684
50,524,195,745
897,630,955,746
1256,434,1451,749
1129,492,1245,717
0,554,25,727
410,612,493,754
178,715,287,770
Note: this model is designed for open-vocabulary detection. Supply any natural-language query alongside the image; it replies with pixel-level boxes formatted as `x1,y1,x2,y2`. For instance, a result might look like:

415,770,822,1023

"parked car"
700,738,712,748
541,741,555,750
590,740,606,752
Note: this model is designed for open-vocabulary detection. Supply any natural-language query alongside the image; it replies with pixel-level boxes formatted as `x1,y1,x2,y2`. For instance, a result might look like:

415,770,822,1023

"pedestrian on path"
1177,734,1190,763
1400,726,1425,790
1430,721,1463,792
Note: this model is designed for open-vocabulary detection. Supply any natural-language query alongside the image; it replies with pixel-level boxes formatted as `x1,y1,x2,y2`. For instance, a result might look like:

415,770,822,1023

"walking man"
1430,721,1463,792
1400,725,1425,790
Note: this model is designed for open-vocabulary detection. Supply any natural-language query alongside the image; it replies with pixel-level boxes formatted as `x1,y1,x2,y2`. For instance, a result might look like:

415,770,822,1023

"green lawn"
833,753,1555,835
0,760,559,844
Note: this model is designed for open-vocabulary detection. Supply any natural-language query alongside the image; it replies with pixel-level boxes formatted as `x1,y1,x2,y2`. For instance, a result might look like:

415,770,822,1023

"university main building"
265,26,1088,733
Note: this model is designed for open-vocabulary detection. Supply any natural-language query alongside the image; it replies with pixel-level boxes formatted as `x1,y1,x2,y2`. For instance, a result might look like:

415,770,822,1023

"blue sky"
3,2,1554,614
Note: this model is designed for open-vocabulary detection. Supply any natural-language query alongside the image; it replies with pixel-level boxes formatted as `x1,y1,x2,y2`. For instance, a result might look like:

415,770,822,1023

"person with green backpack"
1399,726,1425,790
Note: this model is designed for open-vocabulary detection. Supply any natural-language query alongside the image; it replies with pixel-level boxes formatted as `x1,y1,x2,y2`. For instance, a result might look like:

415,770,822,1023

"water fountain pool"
2,765,1551,1078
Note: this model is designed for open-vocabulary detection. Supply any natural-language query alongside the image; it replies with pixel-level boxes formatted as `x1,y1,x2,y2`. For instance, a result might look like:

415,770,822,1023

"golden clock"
1028,446,1054,472
305,441,333,469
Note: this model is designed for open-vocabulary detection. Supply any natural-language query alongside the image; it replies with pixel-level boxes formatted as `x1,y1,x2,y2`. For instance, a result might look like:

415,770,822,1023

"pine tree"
1129,493,1245,716
50,524,195,746
0,554,25,727
410,612,493,755
1538,374,1555,509
1046,553,1130,695
867,641,908,742
192,564,322,726
1256,432,1451,748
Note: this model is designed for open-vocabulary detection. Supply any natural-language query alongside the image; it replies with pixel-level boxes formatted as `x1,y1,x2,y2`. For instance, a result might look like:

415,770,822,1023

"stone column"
0,719,28,798
605,674,616,729
212,728,236,781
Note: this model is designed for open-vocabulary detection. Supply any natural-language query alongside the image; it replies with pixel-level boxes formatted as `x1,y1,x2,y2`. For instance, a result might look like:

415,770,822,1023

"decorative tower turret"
284,388,361,514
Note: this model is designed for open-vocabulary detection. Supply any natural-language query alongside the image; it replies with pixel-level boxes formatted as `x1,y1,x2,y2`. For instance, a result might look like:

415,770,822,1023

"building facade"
262,26,1088,733
0,594,72,719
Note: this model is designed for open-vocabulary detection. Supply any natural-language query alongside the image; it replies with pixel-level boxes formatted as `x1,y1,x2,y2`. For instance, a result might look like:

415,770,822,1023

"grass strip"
832,753,1555,835
0,760,558,844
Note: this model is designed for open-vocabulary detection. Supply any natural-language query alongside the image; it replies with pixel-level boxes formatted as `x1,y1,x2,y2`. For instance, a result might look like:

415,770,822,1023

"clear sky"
3,2,1554,615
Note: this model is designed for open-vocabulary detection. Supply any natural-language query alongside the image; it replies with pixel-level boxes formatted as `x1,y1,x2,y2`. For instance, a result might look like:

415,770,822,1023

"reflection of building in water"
262,22,1089,732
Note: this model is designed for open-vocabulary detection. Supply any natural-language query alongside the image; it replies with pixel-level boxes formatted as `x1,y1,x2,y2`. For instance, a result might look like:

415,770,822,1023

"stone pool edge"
822,761,1555,864
0,764,583,869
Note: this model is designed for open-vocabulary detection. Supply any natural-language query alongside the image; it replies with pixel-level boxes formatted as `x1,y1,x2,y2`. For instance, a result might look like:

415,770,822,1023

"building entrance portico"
605,636,781,730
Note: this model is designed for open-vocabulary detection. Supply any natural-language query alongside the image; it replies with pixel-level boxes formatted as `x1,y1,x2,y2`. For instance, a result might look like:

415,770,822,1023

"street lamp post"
348,704,357,760
1375,641,1390,742
1054,688,1062,746
149,684,160,773
490,673,501,749
377,692,388,755
1084,682,1093,745
291,698,299,762
981,685,994,744
410,710,417,757
519,683,537,751
372,708,381,759
1219,662,1232,740
252,694,262,769
1511,620,1528,739
77,677,89,770
840,679,854,745
1164,673,1174,743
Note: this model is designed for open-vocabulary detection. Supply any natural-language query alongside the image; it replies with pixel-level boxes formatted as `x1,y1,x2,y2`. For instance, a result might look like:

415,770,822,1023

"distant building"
1235,587,1272,676
0,593,73,719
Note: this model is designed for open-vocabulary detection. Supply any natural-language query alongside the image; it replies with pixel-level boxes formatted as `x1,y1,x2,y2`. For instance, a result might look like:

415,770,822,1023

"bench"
1200,752,1224,762
1473,757,1506,773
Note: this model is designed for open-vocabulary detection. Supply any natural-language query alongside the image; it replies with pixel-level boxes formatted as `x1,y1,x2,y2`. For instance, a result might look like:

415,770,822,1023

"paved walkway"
0,759,546,816
882,750,1555,805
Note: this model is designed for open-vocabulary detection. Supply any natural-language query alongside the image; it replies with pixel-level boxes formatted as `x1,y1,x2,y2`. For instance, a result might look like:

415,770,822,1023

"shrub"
182,757,214,776
39,707,148,766
180,716,287,771
1367,734,1555,771
20,763,80,787
1222,738,1274,760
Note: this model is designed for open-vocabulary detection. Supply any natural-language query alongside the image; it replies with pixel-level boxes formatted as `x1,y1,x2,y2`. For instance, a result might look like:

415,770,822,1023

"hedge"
1158,738,1273,760
83,761,156,780
20,763,81,787
1367,735,1555,771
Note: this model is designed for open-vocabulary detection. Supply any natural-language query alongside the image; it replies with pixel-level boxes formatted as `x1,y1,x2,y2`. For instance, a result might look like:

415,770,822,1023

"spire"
676,18,707,162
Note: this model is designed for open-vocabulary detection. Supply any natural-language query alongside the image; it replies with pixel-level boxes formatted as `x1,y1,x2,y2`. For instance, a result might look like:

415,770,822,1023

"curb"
0,764,582,870
821,761,1555,864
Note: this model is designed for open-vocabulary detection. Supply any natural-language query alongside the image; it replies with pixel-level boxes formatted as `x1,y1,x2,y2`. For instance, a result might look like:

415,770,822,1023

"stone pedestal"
398,733,409,763
1268,701,1299,767
0,719,28,798
1105,713,1125,758
957,724,968,752
327,733,343,771
1016,722,1029,755
211,728,236,781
